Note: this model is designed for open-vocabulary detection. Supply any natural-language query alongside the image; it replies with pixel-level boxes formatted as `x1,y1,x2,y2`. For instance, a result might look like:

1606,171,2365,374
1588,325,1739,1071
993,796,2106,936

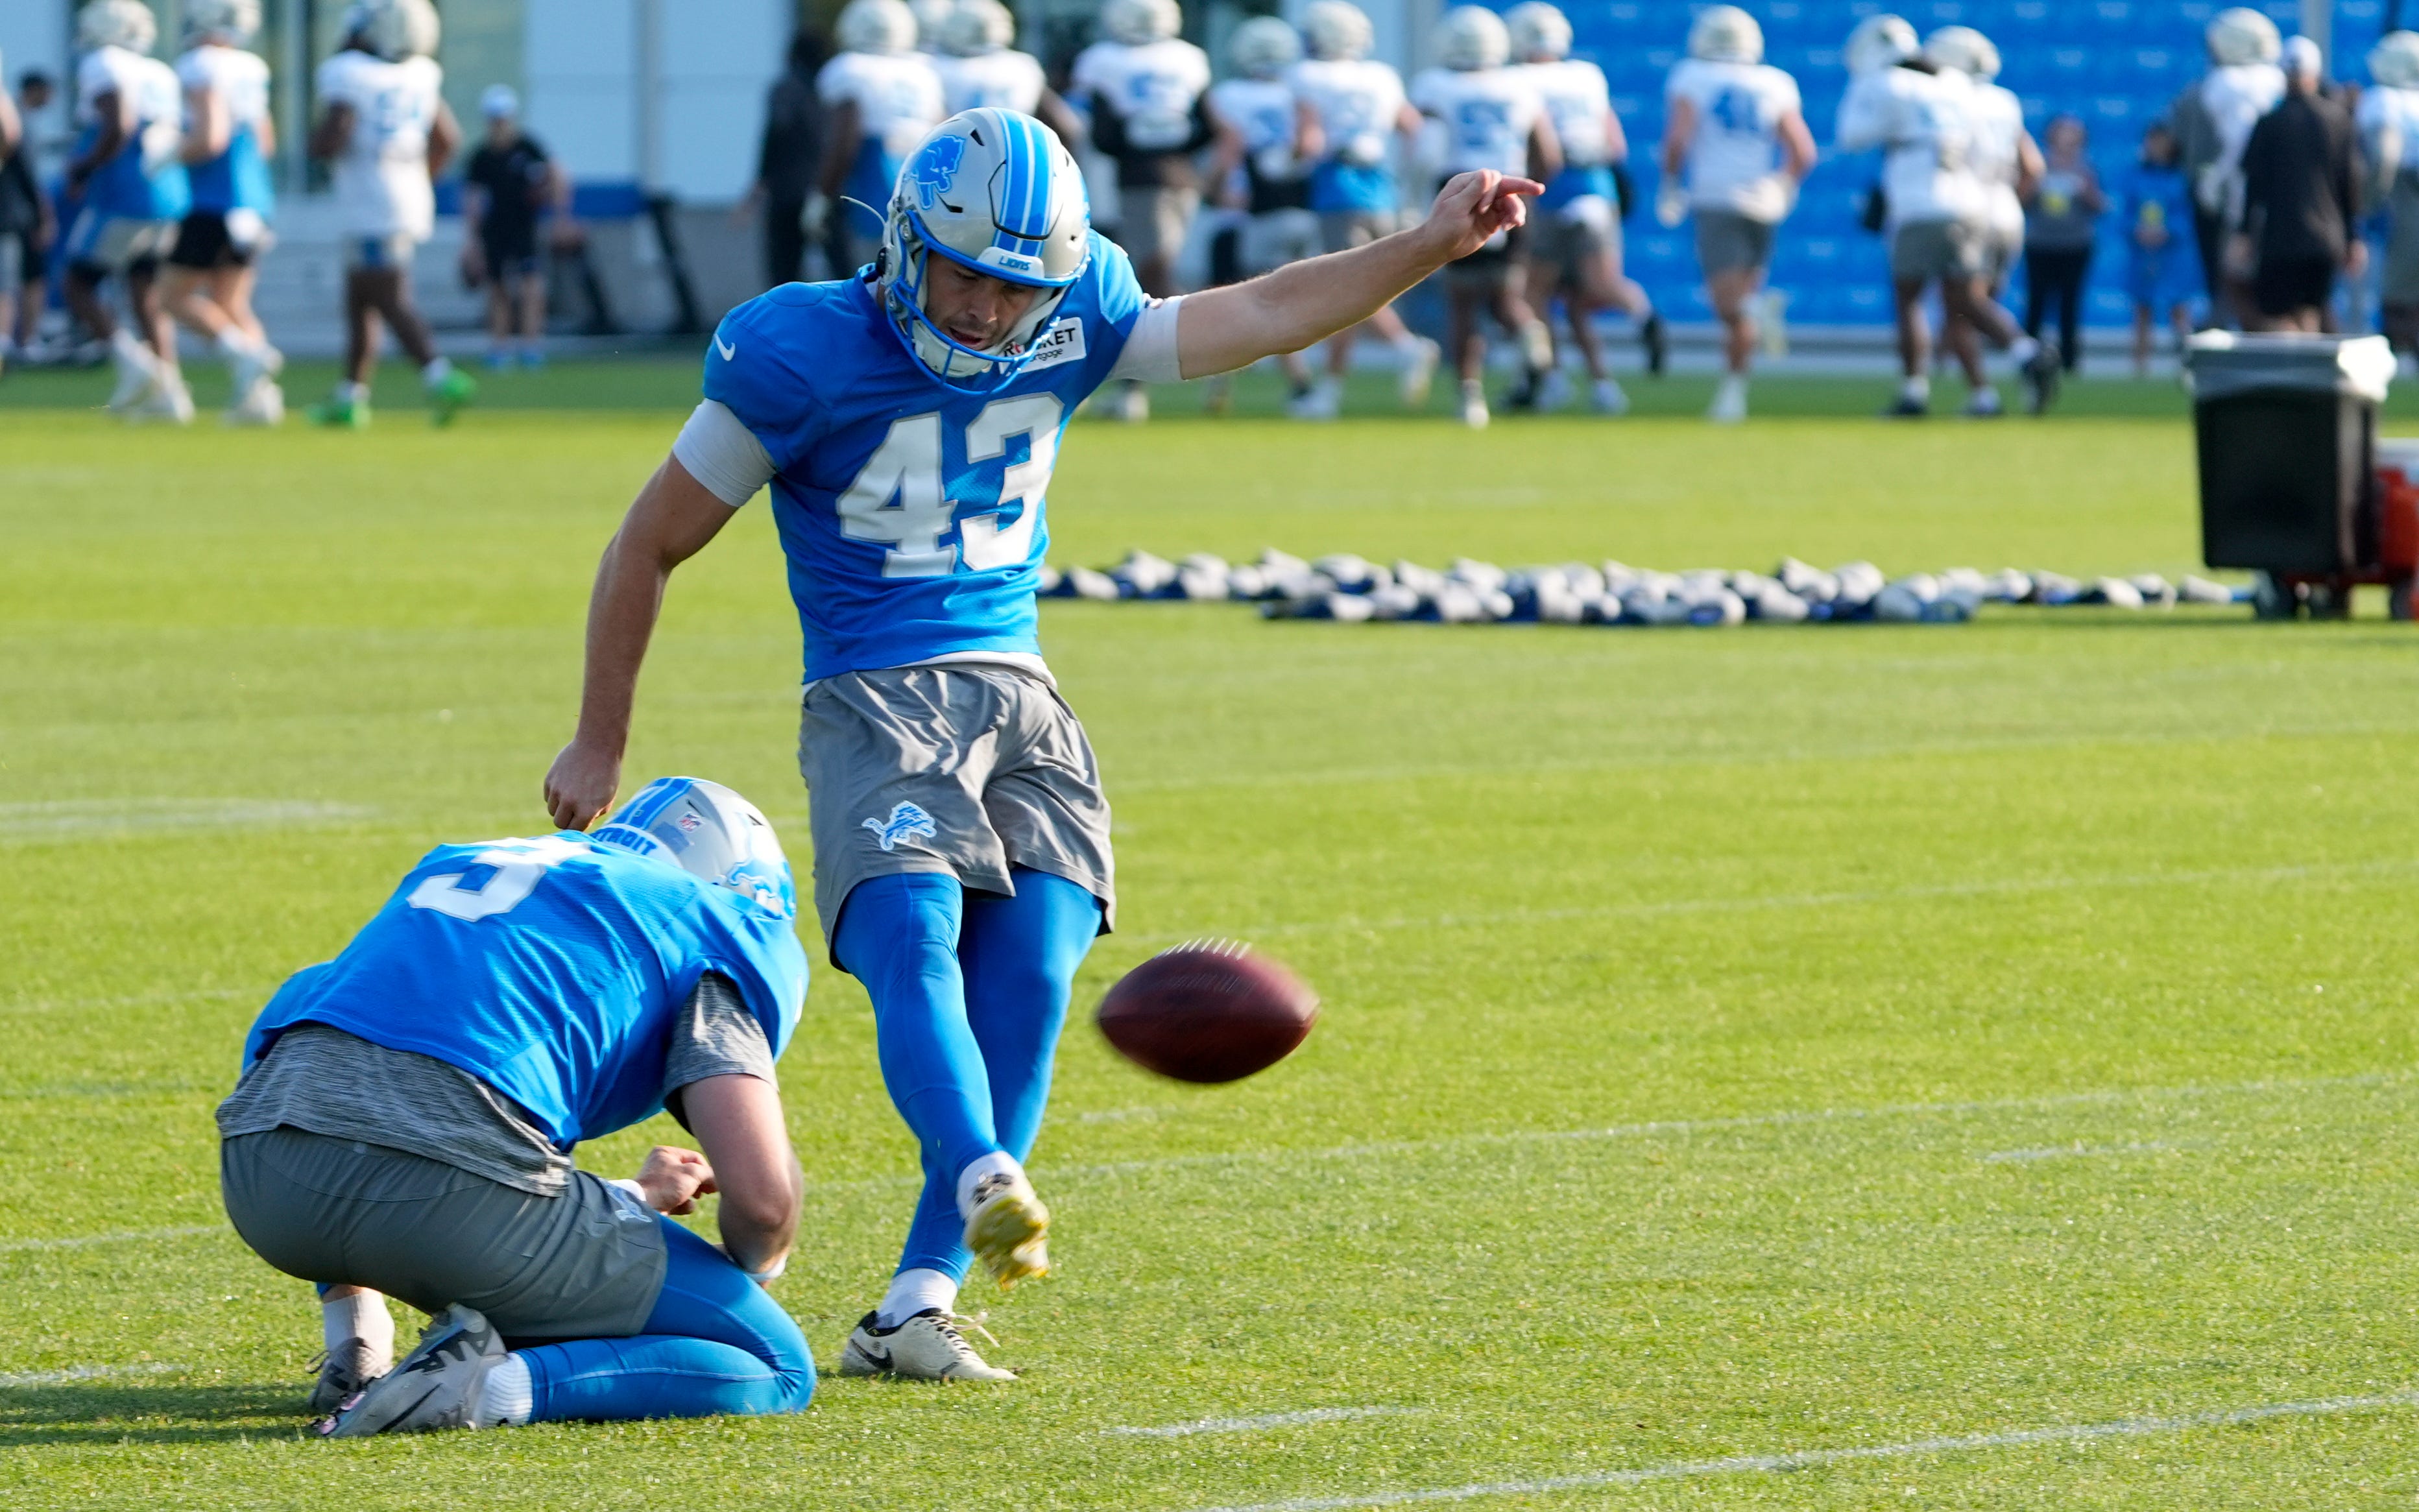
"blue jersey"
704,236,1152,683
179,45,276,215
2121,162,2194,254
75,47,191,221
241,834,809,1151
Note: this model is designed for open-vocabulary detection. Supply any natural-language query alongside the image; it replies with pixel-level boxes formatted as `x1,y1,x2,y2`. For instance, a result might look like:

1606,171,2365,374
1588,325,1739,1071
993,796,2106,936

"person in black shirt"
2232,37,2363,331
741,32,825,290
460,84,570,368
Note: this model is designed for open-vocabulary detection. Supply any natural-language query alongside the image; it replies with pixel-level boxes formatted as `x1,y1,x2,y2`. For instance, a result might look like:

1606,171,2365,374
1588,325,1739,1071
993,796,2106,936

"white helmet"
342,0,439,60
184,0,261,44
76,0,156,53
839,0,918,54
1844,14,1918,75
1504,2,1572,63
594,777,797,922
909,0,956,49
1689,5,1763,64
1229,15,1301,78
1924,24,1999,80
880,108,1092,390
2373,29,2419,88
1434,5,1510,71
1100,0,1181,45
941,0,1017,56
2206,6,2281,66
1301,0,1375,60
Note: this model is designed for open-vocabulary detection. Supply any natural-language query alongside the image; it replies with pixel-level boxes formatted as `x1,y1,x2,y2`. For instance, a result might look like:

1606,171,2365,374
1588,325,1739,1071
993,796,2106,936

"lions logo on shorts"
862,802,939,852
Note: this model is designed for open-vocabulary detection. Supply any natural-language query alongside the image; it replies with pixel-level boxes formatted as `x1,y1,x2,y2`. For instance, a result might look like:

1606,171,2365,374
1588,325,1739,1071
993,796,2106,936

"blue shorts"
2126,245,2201,315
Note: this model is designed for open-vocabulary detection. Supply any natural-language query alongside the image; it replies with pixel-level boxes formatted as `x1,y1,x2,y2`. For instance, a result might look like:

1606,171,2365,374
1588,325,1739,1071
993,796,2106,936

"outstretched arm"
544,457,738,828
1172,168,1540,378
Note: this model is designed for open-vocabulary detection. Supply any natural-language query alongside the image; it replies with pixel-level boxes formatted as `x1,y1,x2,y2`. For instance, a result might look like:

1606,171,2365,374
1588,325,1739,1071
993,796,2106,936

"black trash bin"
2188,332,2395,580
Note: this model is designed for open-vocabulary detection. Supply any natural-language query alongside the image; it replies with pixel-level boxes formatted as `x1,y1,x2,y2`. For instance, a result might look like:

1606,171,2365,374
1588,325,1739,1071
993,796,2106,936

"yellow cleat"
965,1175,1051,1289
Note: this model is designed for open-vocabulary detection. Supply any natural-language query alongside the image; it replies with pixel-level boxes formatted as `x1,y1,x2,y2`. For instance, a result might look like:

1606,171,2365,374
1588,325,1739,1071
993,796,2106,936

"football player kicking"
219,778,812,1434
542,106,1537,1380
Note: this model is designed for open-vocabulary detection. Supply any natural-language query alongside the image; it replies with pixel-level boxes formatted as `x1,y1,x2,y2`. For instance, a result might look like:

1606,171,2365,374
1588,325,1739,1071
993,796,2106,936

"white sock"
214,328,259,359
477,1352,532,1428
954,1150,1023,1221
336,380,369,405
876,1267,960,1328
1900,375,1931,403
109,328,155,373
1392,330,1426,355
323,1290,394,1365
421,356,453,387
2008,335,2040,365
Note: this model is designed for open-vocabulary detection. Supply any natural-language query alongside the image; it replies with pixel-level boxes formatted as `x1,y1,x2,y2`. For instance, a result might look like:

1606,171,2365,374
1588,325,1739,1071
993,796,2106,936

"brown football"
1095,941,1319,1084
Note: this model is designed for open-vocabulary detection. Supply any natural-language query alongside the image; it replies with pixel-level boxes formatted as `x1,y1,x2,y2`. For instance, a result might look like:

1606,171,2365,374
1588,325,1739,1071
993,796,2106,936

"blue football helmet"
592,777,795,922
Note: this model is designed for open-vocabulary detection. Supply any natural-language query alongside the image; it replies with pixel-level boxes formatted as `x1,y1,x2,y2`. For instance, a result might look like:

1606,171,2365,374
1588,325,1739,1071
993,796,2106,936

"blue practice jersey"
241,834,810,1151
75,46,191,221
704,236,1151,682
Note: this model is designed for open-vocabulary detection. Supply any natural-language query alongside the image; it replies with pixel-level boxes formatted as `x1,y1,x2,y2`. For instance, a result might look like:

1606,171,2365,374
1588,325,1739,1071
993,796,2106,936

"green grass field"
7,364,2419,1509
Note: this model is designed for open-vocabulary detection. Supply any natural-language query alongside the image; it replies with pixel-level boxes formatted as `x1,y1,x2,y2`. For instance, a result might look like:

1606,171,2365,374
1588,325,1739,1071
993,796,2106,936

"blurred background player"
461,85,570,371
1289,0,1436,418
818,0,943,276
1836,13,2052,418
2178,8,2284,327
1660,3,1811,423
1203,15,1318,414
166,0,281,425
307,0,474,428
1506,1,1659,417
2233,35,2360,334
2121,119,2200,377
3,69,57,365
934,0,1083,144
65,0,193,422
221,779,813,1435
741,32,825,289
1073,0,1211,422
2021,114,2102,376
1929,25,2041,413
1413,4,1558,429
2359,30,2419,365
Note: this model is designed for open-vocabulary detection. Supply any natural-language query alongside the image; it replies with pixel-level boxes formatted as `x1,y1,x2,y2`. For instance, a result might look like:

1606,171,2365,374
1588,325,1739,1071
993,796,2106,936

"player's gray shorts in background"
1890,217,1988,282
2385,174,2419,305
221,1127,667,1339
1530,197,1619,279
1694,209,1777,276
1244,208,1322,274
1320,208,1396,252
800,664,1114,948
1118,186,1201,273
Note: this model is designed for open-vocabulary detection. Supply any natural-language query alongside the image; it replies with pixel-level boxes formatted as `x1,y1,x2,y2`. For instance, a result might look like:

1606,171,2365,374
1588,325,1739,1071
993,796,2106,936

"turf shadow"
0,1381,315,1445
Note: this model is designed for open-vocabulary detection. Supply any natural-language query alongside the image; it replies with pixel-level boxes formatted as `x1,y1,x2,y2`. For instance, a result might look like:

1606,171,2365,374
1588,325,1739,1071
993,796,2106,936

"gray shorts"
1891,217,1988,282
221,1127,668,1341
1117,186,1199,272
1530,196,1619,277
1244,207,1322,274
1695,209,1776,276
800,664,1114,948
1320,208,1395,252
1982,224,2021,289
2387,176,2419,306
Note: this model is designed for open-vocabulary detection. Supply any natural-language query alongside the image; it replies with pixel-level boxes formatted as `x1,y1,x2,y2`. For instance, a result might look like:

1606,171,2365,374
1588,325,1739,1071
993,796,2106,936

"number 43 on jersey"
837,394,1063,579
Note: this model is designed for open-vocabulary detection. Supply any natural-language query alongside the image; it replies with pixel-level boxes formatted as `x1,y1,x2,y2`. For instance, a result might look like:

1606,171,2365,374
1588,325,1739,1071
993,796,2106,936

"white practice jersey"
1836,64,1980,226
1290,56,1406,169
2202,62,2285,177
1961,78,2025,239
1667,56,1801,221
2359,84,2419,178
1209,76,1303,182
177,43,271,132
935,48,1047,115
1410,66,1545,176
78,45,184,177
817,50,946,162
1523,58,1615,167
1072,37,1212,152
315,49,443,239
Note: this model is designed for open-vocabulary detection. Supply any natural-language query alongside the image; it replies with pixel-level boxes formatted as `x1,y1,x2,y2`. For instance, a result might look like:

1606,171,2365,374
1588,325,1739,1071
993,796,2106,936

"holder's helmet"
593,777,796,922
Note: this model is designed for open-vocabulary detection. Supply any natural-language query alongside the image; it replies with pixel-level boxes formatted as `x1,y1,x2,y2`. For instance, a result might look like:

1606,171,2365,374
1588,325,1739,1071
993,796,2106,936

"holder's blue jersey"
703,236,1151,683
241,834,810,1151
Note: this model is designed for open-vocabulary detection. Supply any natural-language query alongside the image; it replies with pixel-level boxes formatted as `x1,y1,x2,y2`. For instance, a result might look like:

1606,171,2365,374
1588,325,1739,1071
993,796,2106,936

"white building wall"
524,0,784,202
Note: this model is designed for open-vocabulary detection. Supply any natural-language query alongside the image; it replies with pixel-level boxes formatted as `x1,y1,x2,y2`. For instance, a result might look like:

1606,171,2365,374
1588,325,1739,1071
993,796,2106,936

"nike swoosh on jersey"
715,336,737,361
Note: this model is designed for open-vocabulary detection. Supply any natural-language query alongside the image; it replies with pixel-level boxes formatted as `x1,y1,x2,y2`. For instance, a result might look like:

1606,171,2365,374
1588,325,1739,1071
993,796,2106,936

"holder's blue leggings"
514,1217,815,1421
832,867,1102,1283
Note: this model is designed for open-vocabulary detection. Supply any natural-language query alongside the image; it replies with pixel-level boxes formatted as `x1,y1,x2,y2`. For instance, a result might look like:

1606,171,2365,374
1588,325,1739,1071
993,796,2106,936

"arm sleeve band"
1106,296,1185,384
671,399,778,507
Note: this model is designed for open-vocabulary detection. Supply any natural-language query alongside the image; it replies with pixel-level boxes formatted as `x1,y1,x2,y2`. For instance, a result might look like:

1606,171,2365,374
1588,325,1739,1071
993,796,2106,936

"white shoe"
228,340,283,402
1591,377,1630,415
1537,368,1574,411
107,353,160,414
1707,376,1748,424
965,1170,1051,1288
839,1309,1017,1382
226,378,285,426
1458,379,1489,430
1964,386,2004,418
134,374,195,424
1111,383,1149,424
1517,320,1554,372
1397,337,1440,409
1289,379,1341,420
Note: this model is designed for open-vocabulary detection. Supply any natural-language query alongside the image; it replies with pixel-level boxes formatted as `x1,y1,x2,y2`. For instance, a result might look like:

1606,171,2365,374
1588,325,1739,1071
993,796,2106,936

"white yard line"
0,985,260,1016
1109,1406,1423,1439
0,1225,222,1255
1183,1391,2419,1511
0,798,370,841
1982,1141,2174,1164
0,1362,186,1388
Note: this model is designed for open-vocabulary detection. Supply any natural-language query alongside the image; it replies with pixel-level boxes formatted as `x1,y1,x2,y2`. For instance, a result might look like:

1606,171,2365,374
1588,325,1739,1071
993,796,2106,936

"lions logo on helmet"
1844,14,1919,75
77,0,158,54
2205,6,2282,67
1924,25,1999,81
878,108,1092,390
1434,6,1510,71
1689,5,1764,65
1504,3,1573,64
593,776,797,922
2373,29,2419,88
1301,0,1375,62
